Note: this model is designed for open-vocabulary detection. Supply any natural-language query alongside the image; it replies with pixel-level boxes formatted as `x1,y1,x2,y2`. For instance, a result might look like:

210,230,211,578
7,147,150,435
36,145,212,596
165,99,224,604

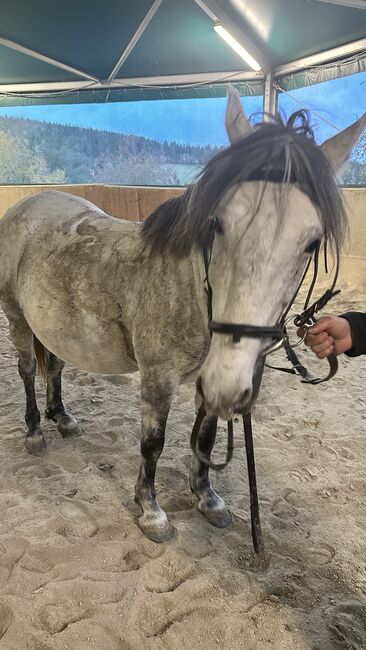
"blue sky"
278,71,365,142
0,71,364,147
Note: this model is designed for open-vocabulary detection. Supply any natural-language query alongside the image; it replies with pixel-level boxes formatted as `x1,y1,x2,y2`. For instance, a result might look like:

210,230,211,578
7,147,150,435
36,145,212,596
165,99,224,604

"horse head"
198,88,365,419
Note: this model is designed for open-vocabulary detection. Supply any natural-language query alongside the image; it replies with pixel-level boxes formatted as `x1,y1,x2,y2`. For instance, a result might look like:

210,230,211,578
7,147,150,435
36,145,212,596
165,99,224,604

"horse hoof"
138,513,175,543
190,481,232,529
25,432,47,455
57,415,81,438
199,505,232,528
198,489,231,528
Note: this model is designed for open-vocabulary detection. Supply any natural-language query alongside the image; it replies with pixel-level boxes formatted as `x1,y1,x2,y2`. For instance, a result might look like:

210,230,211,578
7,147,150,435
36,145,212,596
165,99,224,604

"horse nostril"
237,388,252,406
196,376,204,397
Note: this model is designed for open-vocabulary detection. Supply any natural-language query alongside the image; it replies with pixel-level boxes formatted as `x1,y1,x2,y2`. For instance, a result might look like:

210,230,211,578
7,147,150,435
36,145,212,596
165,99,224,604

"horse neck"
144,246,209,334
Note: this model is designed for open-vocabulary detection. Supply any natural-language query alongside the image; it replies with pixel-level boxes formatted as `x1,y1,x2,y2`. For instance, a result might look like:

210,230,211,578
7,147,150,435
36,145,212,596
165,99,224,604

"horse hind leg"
3,305,46,454
189,392,231,528
34,341,80,438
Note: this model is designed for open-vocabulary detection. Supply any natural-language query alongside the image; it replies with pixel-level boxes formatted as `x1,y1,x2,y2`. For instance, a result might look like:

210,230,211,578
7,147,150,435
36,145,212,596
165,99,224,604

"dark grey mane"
142,111,346,257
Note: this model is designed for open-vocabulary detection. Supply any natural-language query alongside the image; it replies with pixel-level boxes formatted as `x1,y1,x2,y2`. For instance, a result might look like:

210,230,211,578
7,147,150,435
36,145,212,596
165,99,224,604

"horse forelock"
142,111,347,258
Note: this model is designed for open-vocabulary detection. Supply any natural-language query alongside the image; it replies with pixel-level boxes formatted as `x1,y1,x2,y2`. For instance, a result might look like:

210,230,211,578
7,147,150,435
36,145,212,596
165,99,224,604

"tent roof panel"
223,0,366,65
0,44,81,84
0,0,155,80
0,0,365,103
117,0,251,78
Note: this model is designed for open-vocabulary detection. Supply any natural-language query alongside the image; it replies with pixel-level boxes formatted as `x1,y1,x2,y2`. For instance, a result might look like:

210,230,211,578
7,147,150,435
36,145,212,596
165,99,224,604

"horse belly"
25,308,137,375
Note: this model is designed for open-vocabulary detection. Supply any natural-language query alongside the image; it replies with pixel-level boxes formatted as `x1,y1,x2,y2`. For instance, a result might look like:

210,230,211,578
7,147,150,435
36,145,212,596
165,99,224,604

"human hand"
298,316,353,358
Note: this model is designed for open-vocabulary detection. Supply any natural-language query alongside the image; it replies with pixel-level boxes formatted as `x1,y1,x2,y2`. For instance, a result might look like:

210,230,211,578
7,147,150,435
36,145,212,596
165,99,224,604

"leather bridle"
204,227,340,379
191,213,341,556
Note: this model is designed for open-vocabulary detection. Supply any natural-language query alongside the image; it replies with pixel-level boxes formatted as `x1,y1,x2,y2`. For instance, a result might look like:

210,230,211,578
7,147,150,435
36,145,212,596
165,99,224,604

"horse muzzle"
196,374,253,420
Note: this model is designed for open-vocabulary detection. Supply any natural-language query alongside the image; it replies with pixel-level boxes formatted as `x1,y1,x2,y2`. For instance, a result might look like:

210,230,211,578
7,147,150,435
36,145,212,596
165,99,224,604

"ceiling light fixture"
213,23,261,71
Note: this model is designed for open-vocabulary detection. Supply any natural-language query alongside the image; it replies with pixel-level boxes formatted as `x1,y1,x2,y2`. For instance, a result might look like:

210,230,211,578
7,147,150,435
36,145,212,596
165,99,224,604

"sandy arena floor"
0,288,365,649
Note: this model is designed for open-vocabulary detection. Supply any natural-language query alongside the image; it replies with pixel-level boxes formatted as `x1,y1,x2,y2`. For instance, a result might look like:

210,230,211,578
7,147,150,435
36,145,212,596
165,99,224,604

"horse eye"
304,238,320,255
213,217,224,235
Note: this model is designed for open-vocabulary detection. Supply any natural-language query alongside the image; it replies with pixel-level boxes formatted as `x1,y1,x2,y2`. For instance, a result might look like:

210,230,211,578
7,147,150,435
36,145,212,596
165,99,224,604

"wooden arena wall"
0,185,364,287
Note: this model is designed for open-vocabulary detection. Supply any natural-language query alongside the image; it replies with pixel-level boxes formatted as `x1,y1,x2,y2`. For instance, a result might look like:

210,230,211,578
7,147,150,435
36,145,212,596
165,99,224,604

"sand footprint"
173,511,214,559
35,580,125,635
102,374,132,386
55,501,99,538
270,497,298,520
107,416,125,428
291,465,321,483
338,447,355,460
321,444,338,459
14,462,62,479
0,537,29,572
303,542,335,566
302,409,325,428
328,600,366,649
58,620,122,649
20,551,54,575
146,599,220,638
83,430,118,447
36,601,91,635
272,427,295,441
144,551,196,593
0,602,13,640
103,414,139,433
77,373,96,386
123,548,149,571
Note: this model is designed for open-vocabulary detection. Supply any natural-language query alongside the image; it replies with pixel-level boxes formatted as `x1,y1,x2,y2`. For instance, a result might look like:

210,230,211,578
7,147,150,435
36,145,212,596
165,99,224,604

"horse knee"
18,356,36,381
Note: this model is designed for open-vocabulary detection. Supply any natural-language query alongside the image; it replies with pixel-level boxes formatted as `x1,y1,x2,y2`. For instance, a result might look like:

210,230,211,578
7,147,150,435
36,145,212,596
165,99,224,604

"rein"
191,222,341,555
265,246,340,385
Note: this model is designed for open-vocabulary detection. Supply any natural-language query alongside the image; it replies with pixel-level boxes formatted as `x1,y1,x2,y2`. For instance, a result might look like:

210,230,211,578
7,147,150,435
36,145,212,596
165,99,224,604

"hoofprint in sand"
0,287,365,649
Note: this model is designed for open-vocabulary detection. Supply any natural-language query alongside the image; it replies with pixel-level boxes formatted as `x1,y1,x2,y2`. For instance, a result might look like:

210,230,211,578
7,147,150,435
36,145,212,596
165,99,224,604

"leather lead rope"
266,326,339,384
190,405,264,555
243,413,263,555
190,404,233,471
266,246,340,384
284,337,338,385
192,247,264,554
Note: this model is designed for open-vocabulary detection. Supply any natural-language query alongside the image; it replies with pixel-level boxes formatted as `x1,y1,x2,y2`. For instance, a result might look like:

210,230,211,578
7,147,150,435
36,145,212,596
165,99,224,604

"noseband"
208,321,283,344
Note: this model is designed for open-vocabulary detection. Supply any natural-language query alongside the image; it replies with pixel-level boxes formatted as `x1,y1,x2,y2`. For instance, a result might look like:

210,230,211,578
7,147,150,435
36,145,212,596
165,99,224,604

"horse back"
0,190,137,290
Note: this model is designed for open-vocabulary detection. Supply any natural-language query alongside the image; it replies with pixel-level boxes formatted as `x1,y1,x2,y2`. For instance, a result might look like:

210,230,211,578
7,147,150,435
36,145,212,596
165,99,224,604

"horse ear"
320,113,366,172
225,85,252,144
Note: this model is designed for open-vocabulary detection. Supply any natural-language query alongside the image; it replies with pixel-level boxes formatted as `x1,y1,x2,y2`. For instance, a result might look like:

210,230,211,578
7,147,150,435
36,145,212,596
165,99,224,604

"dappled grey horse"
0,89,364,543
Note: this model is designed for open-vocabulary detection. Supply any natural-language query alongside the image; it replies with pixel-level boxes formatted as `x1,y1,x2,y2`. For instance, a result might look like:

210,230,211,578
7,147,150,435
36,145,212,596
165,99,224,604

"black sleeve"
341,312,366,357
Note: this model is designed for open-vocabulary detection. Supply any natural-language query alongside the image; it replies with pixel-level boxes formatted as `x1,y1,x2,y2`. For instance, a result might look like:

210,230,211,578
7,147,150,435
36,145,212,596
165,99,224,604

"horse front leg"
135,375,175,543
189,392,231,528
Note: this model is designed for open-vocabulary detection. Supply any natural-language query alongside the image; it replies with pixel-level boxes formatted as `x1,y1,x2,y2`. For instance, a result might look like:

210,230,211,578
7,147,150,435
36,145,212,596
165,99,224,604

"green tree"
0,115,220,184
92,148,178,186
0,130,65,184
339,159,366,185
353,128,366,165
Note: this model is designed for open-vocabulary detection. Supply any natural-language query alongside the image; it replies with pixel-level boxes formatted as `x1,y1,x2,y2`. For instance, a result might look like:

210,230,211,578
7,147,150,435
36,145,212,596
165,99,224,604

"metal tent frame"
0,0,365,112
